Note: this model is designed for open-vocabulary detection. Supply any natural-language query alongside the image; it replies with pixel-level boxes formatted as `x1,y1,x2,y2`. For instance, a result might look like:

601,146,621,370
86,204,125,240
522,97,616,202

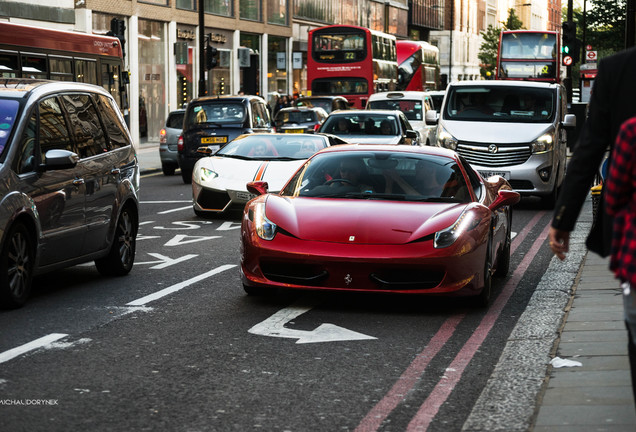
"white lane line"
0,333,68,364
126,264,237,306
158,205,192,214
140,201,192,204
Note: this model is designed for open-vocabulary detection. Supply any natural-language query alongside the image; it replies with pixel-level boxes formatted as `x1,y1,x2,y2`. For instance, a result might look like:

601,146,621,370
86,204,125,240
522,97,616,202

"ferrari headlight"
434,209,480,248
253,202,277,241
436,126,458,150
531,133,555,154
200,166,218,182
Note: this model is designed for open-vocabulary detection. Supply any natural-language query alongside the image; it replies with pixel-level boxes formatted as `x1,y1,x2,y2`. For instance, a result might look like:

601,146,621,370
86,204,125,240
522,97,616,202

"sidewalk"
135,141,162,174
533,252,636,431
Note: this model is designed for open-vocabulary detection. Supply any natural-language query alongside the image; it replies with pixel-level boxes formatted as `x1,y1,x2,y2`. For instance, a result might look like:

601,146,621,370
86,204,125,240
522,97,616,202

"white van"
427,80,576,206
367,91,436,145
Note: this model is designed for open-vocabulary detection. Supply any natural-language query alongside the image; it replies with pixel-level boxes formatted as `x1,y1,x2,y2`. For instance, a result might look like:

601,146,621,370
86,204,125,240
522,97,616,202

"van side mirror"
425,110,438,125
562,113,576,129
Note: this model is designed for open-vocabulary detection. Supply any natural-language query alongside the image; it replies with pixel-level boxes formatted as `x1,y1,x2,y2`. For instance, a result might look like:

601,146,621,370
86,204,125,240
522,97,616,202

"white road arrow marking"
248,301,377,344
216,221,242,231
164,234,222,246
135,253,198,269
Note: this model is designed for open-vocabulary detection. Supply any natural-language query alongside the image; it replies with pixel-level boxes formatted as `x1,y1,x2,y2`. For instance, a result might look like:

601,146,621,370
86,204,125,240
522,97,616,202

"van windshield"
443,86,555,123
367,99,423,122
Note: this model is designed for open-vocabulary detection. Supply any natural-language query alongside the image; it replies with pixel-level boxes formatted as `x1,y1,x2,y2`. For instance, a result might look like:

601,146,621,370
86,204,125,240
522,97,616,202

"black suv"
177,95,274,183
0,79,140,308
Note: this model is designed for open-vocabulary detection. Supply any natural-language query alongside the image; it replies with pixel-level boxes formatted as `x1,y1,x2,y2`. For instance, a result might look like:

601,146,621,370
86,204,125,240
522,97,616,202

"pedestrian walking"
605,116,636,400
548,46,636,404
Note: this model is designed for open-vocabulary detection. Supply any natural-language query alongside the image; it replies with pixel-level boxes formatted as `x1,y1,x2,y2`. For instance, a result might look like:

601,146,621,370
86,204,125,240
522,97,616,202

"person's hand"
549,227,570,261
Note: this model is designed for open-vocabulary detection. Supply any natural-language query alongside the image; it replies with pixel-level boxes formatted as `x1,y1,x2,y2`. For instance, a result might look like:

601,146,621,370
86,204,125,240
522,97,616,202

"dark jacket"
552,47,636,254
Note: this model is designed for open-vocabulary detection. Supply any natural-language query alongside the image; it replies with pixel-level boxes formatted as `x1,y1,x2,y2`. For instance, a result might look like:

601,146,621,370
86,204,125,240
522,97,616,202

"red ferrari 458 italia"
240,145,520,306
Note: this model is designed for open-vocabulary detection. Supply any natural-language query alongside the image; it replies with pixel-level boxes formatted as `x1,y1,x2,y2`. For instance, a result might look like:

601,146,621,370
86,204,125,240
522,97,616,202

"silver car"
159,109,185,176
0,79,140,308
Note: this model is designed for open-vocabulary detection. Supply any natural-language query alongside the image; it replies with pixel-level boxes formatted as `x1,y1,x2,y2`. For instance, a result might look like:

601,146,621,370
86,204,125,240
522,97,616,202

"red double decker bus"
307,25,398,108
496,30,560,83
396,40,440,91
0,21,129,113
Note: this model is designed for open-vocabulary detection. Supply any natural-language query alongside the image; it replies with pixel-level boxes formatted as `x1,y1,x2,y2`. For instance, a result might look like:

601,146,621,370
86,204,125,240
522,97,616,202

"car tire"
162,163,177,176
181,169,192,184
95,206,138,276
494,210,512,278
0,222,35,309
477,236,493,307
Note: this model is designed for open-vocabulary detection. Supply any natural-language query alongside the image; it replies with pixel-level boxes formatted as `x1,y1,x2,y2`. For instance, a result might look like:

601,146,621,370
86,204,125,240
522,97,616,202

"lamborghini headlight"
434,209,480,248
436,126,458,150
253,202,277,241
199,166,218,182
531,132,555,154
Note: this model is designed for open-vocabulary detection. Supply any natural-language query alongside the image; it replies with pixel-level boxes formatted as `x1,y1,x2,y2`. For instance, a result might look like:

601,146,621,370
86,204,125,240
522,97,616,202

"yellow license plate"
284,129,303,134
201,136,227,144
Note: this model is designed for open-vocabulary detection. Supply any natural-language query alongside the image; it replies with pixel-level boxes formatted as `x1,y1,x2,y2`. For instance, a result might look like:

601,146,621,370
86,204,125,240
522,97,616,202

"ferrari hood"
265,195,467,245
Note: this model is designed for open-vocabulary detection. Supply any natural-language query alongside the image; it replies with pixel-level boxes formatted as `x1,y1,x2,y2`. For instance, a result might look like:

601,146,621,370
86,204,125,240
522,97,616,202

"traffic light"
206,45,218,69
562,21,579,64
109,18,126,58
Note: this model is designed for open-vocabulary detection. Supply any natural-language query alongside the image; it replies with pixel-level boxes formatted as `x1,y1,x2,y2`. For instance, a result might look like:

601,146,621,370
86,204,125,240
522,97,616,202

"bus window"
0,52,19,77
49,56,73,81
22,55,47,79
75,59,98,84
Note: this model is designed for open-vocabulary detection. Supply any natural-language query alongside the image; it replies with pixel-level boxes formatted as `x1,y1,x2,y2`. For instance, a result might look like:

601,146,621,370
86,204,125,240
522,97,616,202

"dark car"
159,109,185,176
0,79,140,308
318,110,420,145
177,95,274,183
293,96,350,113
273,106,328,134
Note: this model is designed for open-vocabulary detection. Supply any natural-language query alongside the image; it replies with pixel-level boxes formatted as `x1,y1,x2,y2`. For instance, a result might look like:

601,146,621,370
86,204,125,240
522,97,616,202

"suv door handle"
110,168,121,175
73,178,85,186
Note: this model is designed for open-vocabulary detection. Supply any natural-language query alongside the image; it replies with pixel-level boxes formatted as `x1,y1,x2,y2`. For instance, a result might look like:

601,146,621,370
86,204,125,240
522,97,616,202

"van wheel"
541,182,559,209
95,206,138,276
0,222,35,309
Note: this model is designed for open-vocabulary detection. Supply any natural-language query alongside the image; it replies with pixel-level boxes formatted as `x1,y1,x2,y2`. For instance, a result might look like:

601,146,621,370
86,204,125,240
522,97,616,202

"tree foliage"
583,0,626,57
478,9,524,79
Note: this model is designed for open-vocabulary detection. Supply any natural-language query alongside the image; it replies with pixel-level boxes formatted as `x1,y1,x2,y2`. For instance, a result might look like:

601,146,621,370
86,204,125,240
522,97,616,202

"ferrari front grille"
261,261,328,286
370,270,443,290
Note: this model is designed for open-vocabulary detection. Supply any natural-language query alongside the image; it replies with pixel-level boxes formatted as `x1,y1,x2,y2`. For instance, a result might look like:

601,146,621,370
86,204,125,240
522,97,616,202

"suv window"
60,93,108,158
14,112,37,175
95,94,130,150
167,112,185,129
39,97,74,159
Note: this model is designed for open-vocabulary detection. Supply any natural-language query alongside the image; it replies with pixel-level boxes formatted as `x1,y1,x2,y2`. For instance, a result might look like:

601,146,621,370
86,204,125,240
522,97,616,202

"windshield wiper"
343,192,406,200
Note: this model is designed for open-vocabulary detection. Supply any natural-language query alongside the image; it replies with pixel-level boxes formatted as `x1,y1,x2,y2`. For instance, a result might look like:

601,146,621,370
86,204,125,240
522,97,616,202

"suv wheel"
0,222,35,309
162,163,177,176
181,169,192,184
95,206,138,276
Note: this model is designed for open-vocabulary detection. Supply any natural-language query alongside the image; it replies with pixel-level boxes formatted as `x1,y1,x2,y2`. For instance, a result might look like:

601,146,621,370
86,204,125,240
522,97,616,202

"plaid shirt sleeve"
605,116,636,286
606,117,636,216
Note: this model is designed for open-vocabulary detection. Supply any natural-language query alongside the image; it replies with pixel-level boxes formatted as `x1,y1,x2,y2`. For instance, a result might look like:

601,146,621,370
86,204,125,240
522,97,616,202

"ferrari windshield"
443,85,555,123
216,134,328,160
281,151,471,203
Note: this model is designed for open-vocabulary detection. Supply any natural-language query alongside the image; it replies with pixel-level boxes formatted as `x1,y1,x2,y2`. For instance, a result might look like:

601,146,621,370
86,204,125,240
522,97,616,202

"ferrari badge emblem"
345,274,353,285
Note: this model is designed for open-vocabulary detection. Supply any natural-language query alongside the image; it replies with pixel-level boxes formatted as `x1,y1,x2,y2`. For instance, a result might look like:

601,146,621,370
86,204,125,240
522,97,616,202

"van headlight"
531,133,555,154
252,202,277,241
436,126,458,150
